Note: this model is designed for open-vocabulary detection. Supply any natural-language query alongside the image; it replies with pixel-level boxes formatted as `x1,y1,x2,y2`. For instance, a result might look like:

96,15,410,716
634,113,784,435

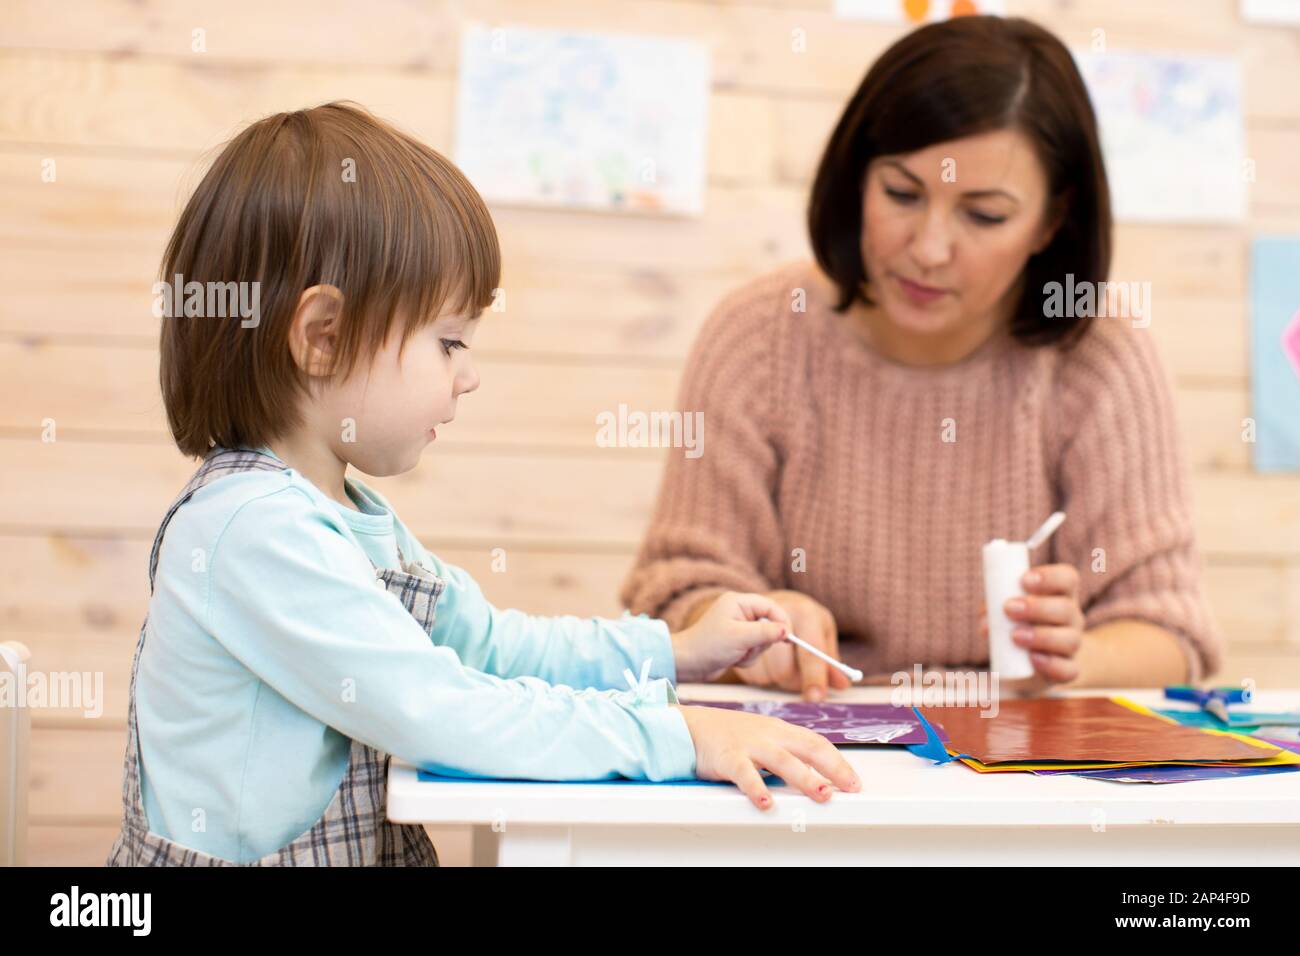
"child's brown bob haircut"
159,101,501,458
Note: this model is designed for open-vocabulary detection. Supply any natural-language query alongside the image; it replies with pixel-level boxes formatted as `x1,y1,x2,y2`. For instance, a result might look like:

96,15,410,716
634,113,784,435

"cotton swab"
785,632,864,683
1025,510,1067,550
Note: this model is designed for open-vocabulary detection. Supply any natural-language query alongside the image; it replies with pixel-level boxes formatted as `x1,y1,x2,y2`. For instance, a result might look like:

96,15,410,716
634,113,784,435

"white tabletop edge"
387,686,1300,828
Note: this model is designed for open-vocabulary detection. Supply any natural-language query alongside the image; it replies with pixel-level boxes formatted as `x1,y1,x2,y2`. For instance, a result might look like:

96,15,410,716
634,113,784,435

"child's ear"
289,285,346,377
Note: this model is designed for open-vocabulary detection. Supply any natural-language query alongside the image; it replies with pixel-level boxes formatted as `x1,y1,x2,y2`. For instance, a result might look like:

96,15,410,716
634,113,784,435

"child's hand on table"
979,563,1085,695
675,704,862,809
670,591,793,682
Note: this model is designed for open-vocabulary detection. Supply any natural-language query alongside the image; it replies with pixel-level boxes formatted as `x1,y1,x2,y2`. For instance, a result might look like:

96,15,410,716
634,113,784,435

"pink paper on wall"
1283,309,1300,379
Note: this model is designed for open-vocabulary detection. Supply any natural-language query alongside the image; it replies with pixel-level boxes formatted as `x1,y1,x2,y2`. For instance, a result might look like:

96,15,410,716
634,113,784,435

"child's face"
321,308,481,477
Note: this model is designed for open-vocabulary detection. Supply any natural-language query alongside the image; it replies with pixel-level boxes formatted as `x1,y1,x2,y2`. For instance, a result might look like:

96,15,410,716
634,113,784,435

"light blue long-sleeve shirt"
137,445,697,862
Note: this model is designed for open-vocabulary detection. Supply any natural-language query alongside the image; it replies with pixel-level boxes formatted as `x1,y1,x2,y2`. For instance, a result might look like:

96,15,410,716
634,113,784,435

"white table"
386,685,1300,866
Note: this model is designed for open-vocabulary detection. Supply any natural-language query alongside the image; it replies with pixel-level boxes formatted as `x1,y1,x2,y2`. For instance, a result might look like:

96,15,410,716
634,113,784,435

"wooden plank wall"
2,0,1297,865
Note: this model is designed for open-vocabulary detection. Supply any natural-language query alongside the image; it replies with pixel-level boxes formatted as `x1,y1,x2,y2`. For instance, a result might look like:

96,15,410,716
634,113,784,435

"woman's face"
859,128,1060,338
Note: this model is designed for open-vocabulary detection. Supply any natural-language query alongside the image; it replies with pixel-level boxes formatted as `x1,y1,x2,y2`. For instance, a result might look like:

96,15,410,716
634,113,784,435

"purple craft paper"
1260,727,1300,744
1044,764,1300,784
1261,737,1300,754
677,699,947,745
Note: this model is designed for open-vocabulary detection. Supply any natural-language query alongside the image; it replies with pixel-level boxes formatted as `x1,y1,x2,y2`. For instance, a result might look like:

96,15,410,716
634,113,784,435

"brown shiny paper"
919,697,1275,765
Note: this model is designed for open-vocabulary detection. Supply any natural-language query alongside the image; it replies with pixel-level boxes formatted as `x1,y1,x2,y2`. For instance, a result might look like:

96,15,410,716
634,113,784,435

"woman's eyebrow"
880,159,1021,203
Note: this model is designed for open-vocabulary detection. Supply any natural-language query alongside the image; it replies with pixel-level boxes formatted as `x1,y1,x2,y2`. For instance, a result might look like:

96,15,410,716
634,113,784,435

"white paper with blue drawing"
1075,51,1245,223
454,24,710,217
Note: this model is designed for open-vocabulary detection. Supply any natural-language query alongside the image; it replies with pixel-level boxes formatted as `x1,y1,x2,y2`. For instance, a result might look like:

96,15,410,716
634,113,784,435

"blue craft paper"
1250,236,1300,471
416,769,786,787
1154,707,1300,730
906,706,964,764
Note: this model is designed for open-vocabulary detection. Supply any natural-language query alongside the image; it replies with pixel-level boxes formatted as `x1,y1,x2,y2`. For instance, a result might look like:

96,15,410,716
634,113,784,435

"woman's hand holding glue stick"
982,511,1086,689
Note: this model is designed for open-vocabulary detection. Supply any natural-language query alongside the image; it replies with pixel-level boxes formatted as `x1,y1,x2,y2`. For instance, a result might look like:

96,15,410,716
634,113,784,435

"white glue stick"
983,511,1067,681
982,538,1034,680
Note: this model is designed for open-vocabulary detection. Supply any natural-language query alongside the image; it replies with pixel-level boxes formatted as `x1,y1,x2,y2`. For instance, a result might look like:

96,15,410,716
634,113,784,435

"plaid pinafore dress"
107,447,441,866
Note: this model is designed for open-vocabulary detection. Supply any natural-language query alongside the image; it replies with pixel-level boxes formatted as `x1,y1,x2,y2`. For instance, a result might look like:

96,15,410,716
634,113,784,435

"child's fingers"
750,617,790,648
780,726,862,793
732,591,793,628
735,651,774,686
726,756,774,809
730,619,789,668
754,744,834,802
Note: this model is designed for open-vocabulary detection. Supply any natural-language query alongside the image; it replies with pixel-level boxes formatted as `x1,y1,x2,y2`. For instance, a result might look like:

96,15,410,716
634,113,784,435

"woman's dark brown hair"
159,101,501,458
808,15,1111,346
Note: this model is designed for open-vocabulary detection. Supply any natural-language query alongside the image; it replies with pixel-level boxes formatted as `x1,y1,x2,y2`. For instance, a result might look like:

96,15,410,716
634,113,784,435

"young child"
107,102,859,866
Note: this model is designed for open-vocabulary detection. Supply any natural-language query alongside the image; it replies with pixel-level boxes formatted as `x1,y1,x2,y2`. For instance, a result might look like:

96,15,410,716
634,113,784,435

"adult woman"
622,16,1222,699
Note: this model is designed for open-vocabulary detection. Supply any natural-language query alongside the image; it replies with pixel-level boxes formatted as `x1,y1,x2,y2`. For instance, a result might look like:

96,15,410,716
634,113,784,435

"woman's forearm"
1069,619,1191,688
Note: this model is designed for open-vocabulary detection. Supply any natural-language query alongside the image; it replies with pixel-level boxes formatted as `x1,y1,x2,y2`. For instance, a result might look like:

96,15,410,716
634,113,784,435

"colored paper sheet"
1045,764,1300,784
1074,51,1246,223
918,696,1295,767
908,706,960,764
1283,308,1300,378
455,25,710,216
677,699,947,745
1258,726,1300,744
1154,707,1300,730
1035,734,1300,783
954,754,1300,773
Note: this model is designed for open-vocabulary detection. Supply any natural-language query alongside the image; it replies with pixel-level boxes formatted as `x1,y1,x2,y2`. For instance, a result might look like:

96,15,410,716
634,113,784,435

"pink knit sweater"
622,261,1223,682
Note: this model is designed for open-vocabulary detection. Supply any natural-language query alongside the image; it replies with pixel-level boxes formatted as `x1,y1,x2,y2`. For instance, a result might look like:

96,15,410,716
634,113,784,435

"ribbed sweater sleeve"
1049,322,1224,681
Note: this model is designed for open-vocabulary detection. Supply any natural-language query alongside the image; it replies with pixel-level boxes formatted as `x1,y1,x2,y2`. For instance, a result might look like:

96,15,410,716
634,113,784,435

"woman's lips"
893,273,950,305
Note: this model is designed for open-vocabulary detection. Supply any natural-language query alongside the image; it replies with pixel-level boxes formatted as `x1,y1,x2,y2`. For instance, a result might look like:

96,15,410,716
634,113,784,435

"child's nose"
457,362,480,396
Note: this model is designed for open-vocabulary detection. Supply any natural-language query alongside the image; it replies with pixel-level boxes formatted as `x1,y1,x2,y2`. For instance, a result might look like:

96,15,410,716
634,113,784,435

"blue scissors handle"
1164,685,1247,706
